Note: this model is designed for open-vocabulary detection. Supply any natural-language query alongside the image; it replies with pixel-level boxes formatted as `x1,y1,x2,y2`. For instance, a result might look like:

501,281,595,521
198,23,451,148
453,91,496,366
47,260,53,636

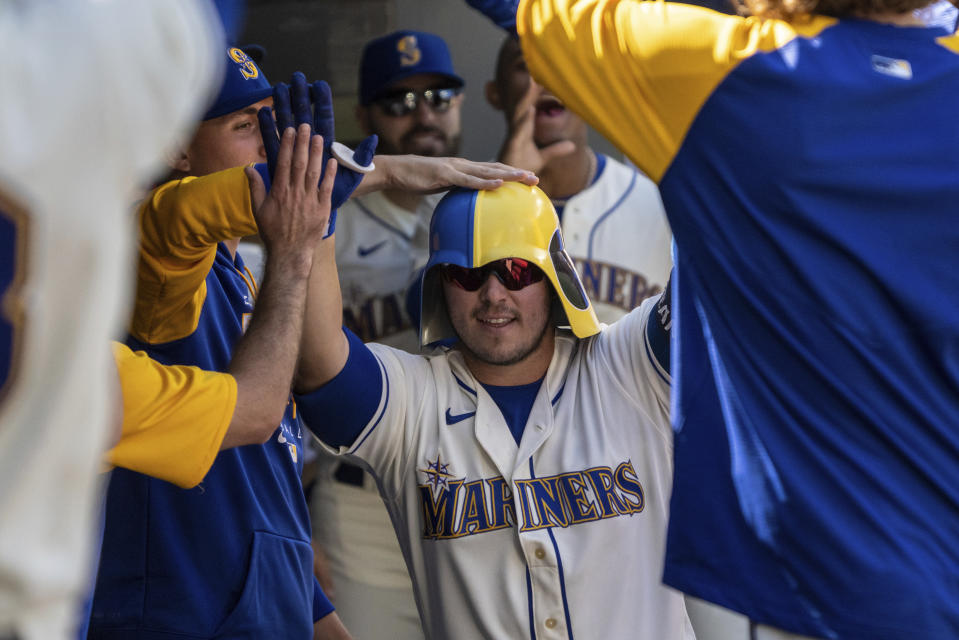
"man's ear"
485,80,503,111
167,147,191,173
355,104,374,135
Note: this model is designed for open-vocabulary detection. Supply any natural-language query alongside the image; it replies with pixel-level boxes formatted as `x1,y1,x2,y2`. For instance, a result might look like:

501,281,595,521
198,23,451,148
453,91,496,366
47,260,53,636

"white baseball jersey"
0,2,221,638
560,154,672,323
335,191,440,351
326,296,694,640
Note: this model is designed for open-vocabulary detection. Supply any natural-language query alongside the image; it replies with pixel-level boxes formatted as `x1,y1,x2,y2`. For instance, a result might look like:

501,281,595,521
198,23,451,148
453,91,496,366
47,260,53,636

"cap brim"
203,86,274,121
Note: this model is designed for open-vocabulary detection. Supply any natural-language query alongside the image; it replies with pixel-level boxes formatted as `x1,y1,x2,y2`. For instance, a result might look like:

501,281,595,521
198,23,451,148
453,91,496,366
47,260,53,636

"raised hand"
246,124,338,266
497,79,574,174
367,155,538,196
257,72,377,237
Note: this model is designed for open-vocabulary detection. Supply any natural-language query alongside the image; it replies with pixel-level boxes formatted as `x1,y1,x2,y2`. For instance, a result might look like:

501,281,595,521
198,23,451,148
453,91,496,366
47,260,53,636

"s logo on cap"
228,47,259,80
397,35,422,68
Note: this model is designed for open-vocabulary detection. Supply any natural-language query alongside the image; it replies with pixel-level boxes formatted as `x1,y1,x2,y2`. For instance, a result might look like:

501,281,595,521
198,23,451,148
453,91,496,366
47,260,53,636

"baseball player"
470,0,959,638
87,52,354,639
0,1,224,638
486,36,672,322
310,30,466,640
294,182,694,639
89,54,534,638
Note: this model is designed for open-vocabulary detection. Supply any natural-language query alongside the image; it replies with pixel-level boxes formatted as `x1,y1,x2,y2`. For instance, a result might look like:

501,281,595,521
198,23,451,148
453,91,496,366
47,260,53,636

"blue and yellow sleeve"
131,166,259,344
516,0,835,181
106,342,237,488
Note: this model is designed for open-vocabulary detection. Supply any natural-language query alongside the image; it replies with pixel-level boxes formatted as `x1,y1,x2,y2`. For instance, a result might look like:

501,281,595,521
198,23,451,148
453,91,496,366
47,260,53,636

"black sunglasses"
373,86,461,117
442,258,545,292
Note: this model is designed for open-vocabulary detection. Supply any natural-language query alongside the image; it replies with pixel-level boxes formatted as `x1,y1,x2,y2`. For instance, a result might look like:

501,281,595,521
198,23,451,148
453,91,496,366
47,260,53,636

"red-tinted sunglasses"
442,258,545,292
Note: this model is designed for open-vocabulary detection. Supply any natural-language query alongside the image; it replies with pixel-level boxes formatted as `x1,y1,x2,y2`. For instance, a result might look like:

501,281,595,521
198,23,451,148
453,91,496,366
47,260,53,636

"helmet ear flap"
549,288,567,328
420,266,457,347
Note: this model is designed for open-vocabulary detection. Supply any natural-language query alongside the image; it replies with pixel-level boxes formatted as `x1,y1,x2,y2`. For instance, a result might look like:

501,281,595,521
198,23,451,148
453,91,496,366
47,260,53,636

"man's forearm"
294,235,350,393
221,248,314,448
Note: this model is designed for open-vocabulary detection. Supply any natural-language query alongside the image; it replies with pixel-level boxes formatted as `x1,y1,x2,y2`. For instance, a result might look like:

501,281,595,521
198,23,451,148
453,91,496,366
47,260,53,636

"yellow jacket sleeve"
516,0,835,181
130,166,259,344
106,342,237,488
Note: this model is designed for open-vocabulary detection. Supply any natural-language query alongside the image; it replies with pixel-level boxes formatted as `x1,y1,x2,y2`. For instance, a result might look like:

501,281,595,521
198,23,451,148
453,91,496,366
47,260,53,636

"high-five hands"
245,124,337,266
257,72,377,237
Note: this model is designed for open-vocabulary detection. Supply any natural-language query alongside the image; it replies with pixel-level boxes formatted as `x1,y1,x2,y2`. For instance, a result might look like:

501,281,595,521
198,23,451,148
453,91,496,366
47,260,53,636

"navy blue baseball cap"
359,30,464,105
204,46,273,120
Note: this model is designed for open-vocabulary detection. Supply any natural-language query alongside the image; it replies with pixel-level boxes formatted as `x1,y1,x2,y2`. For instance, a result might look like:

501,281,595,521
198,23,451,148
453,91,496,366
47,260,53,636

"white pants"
685,596,823,640
751,623,822,640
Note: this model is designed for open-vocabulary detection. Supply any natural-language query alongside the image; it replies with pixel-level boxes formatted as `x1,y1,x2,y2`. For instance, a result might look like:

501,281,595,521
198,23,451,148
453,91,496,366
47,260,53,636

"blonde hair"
736,0,932,20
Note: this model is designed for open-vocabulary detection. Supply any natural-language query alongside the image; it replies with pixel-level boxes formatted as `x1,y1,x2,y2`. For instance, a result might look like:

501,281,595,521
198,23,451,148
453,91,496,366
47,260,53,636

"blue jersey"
90,169,321,638
519,2,959,638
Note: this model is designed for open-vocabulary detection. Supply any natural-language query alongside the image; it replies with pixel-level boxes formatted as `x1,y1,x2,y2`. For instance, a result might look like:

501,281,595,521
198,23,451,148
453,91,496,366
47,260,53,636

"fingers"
273,126,296,187
291,72,313,130
511,78,541,128
318,157,337,202
273,82,293,133
305,134,326,190
353,134,378,167
450,158,537,183
258,107,281,179
310,80,335,145
287,124,314,188
244,165,267,210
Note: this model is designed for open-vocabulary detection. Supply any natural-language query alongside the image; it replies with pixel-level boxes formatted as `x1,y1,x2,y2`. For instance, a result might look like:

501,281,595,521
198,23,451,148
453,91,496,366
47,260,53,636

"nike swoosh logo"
445,409,476,425
357,240,387,257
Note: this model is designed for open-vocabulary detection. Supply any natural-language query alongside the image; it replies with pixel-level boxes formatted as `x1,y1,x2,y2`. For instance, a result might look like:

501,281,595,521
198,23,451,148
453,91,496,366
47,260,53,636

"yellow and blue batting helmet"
420,183,599,347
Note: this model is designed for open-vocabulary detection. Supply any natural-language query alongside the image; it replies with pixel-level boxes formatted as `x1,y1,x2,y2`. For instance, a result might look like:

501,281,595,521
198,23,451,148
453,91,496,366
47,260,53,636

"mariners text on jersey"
418,460,644,539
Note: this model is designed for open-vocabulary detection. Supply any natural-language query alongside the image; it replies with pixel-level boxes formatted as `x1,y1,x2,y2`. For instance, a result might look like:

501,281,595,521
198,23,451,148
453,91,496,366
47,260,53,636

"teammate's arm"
352,153,537,197
109,125,338,486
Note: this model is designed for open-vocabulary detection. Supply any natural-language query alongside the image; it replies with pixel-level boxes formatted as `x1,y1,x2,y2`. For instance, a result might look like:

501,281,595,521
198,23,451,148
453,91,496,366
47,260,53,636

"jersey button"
545,618,557,629
534,547,546,559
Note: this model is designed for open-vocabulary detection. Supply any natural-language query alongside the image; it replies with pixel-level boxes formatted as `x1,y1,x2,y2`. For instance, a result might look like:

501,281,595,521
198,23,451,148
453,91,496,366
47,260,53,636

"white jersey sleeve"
588,294,671,433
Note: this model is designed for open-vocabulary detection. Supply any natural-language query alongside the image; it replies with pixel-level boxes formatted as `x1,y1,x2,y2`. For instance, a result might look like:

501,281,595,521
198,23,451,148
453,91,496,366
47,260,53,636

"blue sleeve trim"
312,577,334,621
645,279,672,377
295,327,383,448
348,354,391,455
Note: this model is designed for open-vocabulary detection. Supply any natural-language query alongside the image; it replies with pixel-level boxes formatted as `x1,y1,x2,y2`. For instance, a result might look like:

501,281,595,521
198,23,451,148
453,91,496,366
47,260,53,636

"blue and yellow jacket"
519,2,959,638
91,168,323,639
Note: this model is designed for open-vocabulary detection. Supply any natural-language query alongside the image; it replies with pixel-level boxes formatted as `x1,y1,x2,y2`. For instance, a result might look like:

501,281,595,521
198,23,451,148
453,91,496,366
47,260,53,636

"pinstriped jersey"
519,1,959,637
335,191,441,351
560,154,672,322
325,297,693,640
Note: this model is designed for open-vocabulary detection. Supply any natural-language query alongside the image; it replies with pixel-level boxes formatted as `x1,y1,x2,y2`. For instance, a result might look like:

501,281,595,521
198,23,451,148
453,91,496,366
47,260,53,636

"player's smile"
474,306,518,330
444,274,553,371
